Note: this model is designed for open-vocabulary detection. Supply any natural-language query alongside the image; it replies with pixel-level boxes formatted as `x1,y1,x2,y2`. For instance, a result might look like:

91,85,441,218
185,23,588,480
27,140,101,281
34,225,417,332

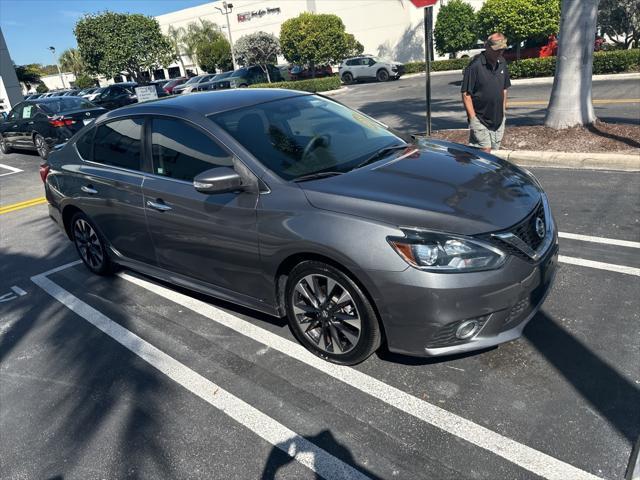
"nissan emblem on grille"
535,217,545,239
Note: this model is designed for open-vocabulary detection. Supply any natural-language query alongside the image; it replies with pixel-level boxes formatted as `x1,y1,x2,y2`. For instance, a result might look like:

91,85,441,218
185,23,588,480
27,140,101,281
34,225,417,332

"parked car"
78,87,99,98
0,96,106,159
210,65,282,90
25,93,43,100
61,89,81,96
41,89,557,365
339,55,405,84
192,71,234,91
290,64,333,81
162,77,187,94
173,74,217,94
91,82,138,110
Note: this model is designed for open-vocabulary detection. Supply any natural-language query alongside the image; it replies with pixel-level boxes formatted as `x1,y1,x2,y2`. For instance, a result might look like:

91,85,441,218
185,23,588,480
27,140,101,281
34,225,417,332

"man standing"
461,33,511,152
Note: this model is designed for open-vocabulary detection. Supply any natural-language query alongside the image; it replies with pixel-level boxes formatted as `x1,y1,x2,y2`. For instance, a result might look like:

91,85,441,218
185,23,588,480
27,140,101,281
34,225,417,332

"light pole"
48,46,66,89
215,1,236,70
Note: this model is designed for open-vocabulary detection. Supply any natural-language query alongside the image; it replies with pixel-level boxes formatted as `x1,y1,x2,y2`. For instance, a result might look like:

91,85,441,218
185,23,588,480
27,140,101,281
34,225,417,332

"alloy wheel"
0,137,8,154
73,218,104,270
35,135,48,158
291,274,362,354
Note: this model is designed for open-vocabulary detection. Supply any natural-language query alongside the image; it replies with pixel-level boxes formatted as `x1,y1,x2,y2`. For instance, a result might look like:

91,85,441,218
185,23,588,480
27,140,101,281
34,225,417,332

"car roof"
102,89,312,119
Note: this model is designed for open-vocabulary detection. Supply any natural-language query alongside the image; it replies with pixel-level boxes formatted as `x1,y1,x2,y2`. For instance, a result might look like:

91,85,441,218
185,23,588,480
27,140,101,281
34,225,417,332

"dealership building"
154,0,484,79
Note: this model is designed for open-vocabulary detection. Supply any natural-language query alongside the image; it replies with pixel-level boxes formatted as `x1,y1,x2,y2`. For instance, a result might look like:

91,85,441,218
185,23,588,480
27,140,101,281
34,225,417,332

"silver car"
339,55,405,84
42,89,558,365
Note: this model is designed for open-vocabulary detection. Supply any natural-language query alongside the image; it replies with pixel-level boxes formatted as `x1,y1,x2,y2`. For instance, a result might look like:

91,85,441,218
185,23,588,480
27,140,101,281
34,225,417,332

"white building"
154,0,484,79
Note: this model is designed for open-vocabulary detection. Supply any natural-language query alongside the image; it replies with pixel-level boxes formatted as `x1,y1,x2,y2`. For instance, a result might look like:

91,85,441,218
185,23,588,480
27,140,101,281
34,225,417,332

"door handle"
28,121,34,125
146,200,172,212
81,185,98,194
12,124,18,128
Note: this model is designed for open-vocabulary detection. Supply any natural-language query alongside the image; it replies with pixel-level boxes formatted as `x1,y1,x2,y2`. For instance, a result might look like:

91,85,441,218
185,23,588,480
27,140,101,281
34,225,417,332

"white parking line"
31,270,371,480
559,232,640,249
117,270,602,480
559,255,640,276
0,163,23,177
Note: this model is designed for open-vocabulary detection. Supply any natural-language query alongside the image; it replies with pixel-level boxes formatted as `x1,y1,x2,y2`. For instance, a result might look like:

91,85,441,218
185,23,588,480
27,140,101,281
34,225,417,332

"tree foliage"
233,32,281,82
434,0,478,56
165,25,187,74
14,64,41,88
281,13,361,69
36,83,49,94
59,48,86,77
476,0,561,45
74,74,97,89
74,11,174,82
345,34,364,57
598,0,639,49
198,37,233,73
178,19,223,73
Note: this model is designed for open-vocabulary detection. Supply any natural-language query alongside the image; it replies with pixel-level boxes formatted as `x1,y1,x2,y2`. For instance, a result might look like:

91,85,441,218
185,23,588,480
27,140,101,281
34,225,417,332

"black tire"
238,83,248,88
0,135,12,154
71,212,113,276
33,134,50,160
341,72,354,85
376,69,390,82
285,261,381,365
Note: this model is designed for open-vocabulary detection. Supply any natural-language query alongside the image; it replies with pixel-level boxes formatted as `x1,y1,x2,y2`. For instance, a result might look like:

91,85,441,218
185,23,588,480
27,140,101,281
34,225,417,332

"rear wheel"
285,261,381,365
0,135,12,154
71,212,113,276
341,72,354,85
34,134,50,160
376,69,390,82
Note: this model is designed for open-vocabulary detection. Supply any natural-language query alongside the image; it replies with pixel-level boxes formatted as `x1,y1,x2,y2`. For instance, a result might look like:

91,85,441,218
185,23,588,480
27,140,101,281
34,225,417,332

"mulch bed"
430,121,640,154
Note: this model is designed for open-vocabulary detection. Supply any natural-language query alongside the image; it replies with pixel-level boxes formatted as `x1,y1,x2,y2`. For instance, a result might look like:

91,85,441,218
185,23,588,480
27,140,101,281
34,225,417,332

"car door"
2,104,22,146
72,117,156,264
142,116,263,300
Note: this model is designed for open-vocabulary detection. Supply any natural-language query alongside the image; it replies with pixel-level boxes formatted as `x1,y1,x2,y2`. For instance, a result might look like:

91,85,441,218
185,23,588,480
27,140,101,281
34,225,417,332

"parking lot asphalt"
1,150,638,480
332,73,640,133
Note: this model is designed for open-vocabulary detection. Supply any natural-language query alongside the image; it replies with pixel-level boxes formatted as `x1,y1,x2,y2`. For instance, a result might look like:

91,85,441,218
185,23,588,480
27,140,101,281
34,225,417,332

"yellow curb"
0,197,47,215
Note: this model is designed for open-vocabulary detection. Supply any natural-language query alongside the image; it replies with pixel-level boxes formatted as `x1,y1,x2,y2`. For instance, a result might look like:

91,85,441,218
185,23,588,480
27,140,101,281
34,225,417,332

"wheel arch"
274,252,387,343
61,204,84,240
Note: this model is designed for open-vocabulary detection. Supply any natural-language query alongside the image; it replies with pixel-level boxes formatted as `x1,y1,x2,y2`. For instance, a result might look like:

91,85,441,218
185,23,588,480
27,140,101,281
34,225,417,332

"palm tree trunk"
544,0,600,129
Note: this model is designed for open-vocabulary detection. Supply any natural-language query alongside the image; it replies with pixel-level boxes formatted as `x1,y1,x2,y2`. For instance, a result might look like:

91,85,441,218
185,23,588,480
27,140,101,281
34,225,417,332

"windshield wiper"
355,144,410,169
292,171,344,183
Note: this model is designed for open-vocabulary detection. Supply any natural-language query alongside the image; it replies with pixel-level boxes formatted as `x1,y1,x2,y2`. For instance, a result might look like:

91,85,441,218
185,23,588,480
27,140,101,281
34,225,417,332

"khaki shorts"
468,116,505,150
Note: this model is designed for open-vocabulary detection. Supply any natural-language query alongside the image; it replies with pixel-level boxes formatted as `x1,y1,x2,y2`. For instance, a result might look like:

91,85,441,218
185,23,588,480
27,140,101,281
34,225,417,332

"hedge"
403,48,640,78
249,75,341,92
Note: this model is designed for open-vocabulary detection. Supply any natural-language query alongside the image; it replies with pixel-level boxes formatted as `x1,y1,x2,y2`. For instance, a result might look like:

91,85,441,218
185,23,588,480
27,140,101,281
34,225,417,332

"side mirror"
193,166,243,194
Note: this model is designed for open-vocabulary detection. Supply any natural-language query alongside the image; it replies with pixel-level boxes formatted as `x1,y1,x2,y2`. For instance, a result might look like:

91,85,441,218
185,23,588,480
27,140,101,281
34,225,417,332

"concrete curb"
492,149,640,171
320,86,349,96
399,71,640,85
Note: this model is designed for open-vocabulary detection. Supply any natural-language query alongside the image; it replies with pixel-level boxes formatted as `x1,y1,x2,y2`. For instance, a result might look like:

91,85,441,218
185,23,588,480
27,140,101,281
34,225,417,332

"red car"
162,77,187,94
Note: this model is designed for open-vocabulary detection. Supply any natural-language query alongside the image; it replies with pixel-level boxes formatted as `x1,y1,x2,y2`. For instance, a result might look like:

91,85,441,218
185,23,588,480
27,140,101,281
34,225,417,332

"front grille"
426,317,488,348
396,65,406,75
482,201,546,262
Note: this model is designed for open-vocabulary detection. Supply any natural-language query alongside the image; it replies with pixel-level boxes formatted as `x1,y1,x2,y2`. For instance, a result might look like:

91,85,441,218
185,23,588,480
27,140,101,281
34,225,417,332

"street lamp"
48,46,66,89
215,1,237,70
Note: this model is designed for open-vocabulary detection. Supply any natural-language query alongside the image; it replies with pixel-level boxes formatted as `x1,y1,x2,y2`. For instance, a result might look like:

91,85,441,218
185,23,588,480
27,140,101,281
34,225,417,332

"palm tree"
59,48,85,77
180,19,222,73
166,26,187,76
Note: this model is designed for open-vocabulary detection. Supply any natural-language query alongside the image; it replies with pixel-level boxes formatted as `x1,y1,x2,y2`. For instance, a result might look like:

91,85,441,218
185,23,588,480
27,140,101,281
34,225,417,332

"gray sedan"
41,89,558,364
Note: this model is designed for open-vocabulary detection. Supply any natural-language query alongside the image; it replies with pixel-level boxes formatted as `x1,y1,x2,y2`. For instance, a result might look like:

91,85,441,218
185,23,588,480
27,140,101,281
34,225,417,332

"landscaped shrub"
249,75,341,92
404,58,470,74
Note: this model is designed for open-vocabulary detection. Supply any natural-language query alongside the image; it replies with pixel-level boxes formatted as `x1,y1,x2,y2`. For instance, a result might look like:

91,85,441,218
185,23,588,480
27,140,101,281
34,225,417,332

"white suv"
339,56,405,84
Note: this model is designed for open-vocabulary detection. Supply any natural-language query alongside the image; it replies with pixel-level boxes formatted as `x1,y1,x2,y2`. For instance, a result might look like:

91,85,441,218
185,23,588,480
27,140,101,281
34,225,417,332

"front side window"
210,95,402,181
93,118,143,170
150,118,233,182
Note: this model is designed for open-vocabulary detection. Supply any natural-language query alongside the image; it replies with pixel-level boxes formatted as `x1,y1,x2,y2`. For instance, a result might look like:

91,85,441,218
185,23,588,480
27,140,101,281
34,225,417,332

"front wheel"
0,135,12,154
71,212,113,276
376,69,390,82
341,72,354,85
34,134,50,160
285,261,381,365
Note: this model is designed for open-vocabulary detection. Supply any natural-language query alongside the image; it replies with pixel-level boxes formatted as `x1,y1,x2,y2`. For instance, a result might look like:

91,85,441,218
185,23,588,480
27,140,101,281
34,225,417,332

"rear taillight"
39,164,50,183
49,118,75,127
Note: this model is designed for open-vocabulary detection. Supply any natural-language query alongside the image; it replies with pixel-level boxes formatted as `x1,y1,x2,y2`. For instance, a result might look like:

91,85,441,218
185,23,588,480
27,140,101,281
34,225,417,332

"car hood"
299,140,542,235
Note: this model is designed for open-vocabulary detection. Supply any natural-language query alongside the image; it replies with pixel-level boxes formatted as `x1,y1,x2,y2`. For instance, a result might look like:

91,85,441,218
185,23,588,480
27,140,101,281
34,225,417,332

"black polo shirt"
461,52,511,131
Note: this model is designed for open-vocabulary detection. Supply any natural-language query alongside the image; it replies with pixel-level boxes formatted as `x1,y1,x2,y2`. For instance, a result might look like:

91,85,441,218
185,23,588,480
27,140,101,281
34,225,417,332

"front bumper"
364,235,559,357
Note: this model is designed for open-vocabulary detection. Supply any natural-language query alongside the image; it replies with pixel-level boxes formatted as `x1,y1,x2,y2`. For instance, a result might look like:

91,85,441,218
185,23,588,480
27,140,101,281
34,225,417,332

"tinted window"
39,97,96,114
21,104,36,119
93,118,143,170
151,118,232,182
76,127,95,160
346,59,357,66
7,105,22,121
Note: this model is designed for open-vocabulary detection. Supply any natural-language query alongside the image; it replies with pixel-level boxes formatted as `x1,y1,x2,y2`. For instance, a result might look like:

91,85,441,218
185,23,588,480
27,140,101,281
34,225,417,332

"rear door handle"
146,200,172,212
81,185,98,194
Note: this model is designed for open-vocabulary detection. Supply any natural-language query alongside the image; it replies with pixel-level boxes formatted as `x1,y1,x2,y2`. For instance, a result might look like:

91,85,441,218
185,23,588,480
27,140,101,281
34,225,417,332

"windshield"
215,71,233,80
210,95,403,181
184,76,202,85
39,97,97,114
230,68,248,78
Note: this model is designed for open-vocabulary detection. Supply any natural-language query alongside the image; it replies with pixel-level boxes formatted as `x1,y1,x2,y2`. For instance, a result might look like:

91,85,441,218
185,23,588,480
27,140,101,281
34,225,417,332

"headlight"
388,229,506,272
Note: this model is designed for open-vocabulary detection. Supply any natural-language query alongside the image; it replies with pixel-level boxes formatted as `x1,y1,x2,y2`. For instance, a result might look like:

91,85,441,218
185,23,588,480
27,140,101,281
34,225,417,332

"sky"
0,0,213,65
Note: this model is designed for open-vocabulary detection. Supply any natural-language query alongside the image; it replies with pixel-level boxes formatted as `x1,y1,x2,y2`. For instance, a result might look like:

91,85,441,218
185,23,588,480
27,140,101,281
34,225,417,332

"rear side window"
346,59,357,66
93,118,144,170
76,127,95,160
150,117,232,182
39,98,96,114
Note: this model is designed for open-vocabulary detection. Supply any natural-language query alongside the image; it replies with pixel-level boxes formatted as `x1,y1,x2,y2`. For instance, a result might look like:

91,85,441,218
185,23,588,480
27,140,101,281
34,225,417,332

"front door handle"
81,185,98,194
146,200,172,212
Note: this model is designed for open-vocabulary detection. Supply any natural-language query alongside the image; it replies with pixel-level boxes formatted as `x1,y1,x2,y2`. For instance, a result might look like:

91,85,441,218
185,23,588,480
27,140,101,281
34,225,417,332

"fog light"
456,320,479,339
